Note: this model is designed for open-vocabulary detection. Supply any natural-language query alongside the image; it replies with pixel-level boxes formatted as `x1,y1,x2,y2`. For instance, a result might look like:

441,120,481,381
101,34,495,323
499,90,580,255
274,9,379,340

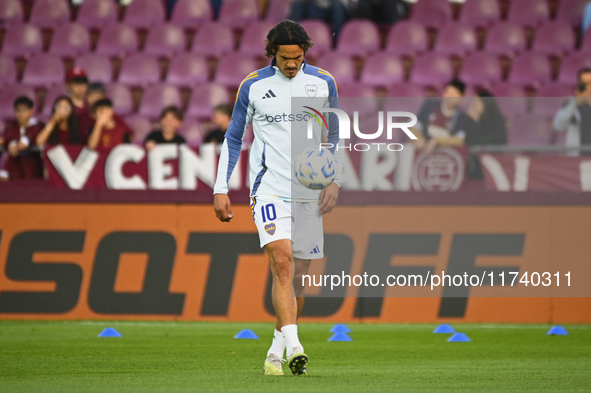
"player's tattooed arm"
214,193,234,222
319,182,339,215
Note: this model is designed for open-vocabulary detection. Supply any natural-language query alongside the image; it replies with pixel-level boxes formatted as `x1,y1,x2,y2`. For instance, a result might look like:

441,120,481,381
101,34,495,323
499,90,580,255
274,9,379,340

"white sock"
266,329,285,359
281,324,303,356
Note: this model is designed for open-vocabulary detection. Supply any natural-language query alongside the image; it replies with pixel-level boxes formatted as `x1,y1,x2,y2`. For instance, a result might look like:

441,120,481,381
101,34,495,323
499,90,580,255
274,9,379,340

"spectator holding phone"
36,96,84,146
87,99,134,150
553,68,591,156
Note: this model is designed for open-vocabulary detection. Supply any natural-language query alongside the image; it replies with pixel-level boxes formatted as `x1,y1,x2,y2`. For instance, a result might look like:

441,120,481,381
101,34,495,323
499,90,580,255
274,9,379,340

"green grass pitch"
1,321,590,392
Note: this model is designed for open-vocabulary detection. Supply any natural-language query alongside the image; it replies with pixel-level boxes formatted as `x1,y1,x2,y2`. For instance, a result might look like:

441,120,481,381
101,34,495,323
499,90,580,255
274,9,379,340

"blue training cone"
98,328,122,337
330,324,351,334
547,326,568,335
234,329,258,339
433,324,455,334
328,332,352,342
447,333,470,342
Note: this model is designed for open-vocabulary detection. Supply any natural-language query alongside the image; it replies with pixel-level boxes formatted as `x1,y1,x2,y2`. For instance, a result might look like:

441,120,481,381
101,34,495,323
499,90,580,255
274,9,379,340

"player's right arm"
213,73,256,222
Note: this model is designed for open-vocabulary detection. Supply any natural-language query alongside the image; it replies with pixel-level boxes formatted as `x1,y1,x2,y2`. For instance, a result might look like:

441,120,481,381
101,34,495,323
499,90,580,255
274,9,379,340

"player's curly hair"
264,20,314,58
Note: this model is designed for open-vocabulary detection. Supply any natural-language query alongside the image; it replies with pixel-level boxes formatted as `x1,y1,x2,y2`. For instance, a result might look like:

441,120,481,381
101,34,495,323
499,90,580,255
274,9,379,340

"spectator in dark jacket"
144,106,186,151
465,89,507,179
204,104,232,144
412,79,475,155
355,0,407,25
466,89,507,146
1,96,44,180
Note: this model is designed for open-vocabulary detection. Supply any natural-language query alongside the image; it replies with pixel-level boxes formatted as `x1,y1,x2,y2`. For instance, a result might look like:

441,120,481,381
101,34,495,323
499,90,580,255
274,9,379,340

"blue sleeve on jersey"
325,78,340,155
224,79,252,183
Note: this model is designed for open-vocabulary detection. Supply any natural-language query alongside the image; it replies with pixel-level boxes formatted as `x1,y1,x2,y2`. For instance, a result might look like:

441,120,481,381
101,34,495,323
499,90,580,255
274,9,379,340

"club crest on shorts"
305,84,318,98
264,223,276,236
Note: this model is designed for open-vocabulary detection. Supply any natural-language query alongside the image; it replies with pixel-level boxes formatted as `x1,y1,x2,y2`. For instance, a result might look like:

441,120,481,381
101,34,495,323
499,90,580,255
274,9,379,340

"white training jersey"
213,60,342,200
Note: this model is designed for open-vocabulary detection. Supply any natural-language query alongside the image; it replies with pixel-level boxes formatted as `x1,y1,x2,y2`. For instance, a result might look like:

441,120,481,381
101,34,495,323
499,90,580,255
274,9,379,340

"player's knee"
271,257,291,282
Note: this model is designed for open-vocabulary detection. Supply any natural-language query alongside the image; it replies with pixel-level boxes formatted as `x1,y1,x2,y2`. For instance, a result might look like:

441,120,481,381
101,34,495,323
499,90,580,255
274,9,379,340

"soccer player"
213,20,341,376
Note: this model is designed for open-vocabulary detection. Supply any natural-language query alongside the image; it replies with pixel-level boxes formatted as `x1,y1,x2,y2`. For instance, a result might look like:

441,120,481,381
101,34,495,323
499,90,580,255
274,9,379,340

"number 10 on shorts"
261,204,277,223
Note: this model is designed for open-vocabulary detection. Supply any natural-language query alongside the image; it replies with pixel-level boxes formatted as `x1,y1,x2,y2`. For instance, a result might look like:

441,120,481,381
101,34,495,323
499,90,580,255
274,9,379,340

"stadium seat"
531,21,575,57
532,83,574,117
239,21,276,57
186,83,230,120
42,84,69,117
315,52,356,84
336,20,381,57
484,22,527,58
459,0,500,28
49,23,91,58
459,52,502,88
123,0,165,29
490,83,528,119
179,118,203,146
191,22,235,59
384,21,428,58
265,0,293,23
29,0,70,29
106,83,134,115
507,114,553,145
409,53,453,88
337,82,380,117
165,53,208,87
144,23,186,57
95,23,139,58
557,52,591,84
118,53,160,87
0,84,36,119
507,0,549,28
124,114,152,143
22,54,65,88
74,53,113,84
433,22,477,58
555,0,589,27
76,0,118,29
1,24,43,58
337,82,377,98
106,83,133,115
0,55,17,86
508,52,552,88
0,0,23,25
384,83,426,114
138,84,182,119
214,53,259,88
359,52,404,88
299,20,332,60
170,0,213,29
409,0,452,29
218,0,260,29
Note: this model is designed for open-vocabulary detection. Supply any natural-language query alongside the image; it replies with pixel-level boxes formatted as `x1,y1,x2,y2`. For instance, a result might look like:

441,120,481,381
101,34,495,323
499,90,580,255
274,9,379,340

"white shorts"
250,195,324,260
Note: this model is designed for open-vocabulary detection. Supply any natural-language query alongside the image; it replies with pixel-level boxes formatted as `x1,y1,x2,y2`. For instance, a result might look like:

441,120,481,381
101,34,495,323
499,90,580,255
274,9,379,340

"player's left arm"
320,77,341,215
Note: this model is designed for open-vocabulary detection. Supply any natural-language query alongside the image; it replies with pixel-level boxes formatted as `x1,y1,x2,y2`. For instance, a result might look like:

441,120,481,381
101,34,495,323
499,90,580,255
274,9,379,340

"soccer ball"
294,146,337,190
